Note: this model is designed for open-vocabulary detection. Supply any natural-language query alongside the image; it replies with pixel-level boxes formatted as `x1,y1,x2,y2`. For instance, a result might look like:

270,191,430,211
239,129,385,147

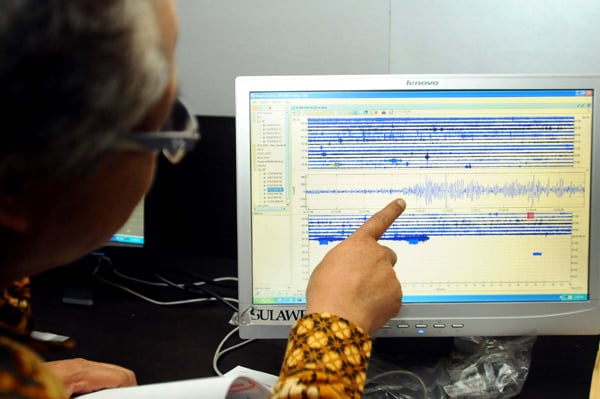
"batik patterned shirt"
0,277,67,398
272,313,372,399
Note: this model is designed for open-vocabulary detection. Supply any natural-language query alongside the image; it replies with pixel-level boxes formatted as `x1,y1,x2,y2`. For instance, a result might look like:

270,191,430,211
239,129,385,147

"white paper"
224,366,279,388
77,374,272,399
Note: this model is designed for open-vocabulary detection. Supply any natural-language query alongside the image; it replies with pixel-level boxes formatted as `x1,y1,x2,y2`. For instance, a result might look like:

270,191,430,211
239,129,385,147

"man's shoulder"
0,335,66,399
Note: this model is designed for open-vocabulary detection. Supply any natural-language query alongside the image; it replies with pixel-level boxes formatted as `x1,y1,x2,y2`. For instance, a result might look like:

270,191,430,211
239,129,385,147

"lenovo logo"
406,79,440,86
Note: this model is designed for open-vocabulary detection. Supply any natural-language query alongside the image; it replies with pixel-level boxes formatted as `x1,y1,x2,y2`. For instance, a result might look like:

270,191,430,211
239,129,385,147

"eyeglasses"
115,97,201,164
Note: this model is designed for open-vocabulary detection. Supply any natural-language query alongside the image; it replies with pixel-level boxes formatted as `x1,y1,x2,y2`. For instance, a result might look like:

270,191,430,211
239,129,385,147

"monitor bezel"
235,73,600,338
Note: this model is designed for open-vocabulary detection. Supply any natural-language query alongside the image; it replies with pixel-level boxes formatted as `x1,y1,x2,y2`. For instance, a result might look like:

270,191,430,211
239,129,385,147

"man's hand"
45,358,136,396
306,198,406,334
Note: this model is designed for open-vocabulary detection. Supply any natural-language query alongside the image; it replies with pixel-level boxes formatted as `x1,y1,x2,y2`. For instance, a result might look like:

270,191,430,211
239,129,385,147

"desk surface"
30,256,598,398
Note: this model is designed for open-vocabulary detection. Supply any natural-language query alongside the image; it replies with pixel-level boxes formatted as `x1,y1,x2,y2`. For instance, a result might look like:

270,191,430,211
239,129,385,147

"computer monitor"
235,74,600,338
107,200,145,247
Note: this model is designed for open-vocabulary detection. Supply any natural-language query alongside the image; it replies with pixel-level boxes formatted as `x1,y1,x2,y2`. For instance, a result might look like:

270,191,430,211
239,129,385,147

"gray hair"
0,0,171,186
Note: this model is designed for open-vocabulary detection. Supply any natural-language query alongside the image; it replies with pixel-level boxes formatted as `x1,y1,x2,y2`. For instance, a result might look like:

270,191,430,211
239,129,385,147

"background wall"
174,0,600,117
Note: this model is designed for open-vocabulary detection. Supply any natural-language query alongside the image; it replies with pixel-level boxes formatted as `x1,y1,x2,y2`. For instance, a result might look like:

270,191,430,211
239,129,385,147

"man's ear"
0,193,29,233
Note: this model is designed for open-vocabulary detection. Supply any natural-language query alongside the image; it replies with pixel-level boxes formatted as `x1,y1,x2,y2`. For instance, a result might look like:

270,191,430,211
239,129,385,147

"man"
0,1,405,398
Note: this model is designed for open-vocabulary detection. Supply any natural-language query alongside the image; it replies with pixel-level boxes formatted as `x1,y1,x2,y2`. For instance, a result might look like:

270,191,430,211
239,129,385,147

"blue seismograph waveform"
305,175,585,207
307,116,574,169
308,212,572,245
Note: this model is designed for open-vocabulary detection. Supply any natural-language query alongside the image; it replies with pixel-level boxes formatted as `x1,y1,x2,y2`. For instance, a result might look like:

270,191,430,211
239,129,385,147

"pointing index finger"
352,198,406,241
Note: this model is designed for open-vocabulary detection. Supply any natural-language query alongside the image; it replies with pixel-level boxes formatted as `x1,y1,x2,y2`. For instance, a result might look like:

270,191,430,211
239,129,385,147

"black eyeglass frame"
115,97,201,164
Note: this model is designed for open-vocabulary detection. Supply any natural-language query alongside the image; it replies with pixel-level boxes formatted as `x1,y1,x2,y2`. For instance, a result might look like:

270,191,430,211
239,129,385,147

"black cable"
171,267,238,290
92,254,239,310
154,273,239,313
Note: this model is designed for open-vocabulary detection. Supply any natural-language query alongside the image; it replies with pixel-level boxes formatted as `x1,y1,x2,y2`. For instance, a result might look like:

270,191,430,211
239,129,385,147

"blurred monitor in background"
108,200,144,247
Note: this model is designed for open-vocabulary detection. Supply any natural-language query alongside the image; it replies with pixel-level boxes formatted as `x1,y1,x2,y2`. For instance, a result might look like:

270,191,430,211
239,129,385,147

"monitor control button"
433,324,446,328
451,323,465,328
397,323,410,328
415,324,428,328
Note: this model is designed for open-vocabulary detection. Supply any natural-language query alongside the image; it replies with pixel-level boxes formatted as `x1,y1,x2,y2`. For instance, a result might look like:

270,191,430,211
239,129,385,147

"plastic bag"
443,336,537,398
363,336,536,399
364,369,432,399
